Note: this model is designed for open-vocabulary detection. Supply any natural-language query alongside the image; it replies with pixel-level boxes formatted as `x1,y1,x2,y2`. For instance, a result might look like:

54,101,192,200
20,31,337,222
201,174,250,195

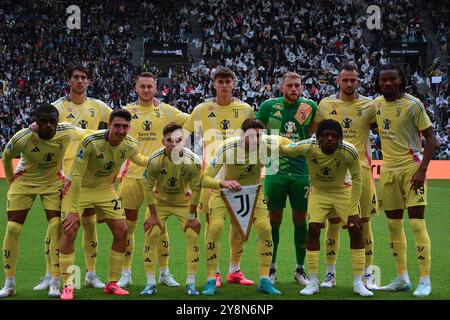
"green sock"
270,222,281,264
294,221,307,266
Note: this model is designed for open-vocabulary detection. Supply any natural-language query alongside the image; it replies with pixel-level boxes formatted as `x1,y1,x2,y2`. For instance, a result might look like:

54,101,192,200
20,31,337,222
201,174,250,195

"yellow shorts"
198,188,211,214
117,177,145,210
144,205,190,225
360,166,379,218
308,187,359,224
7,181,63,211
379,166,427,211
62,185,125,221
208,192,269,221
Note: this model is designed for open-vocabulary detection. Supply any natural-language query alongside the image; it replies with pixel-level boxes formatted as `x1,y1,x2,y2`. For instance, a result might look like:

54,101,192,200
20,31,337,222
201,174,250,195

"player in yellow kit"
117,72,189,288
281,119,373,297
201,119,288,296
0,104,88,298
140,123,202,296
34,65,112,291
59,109,149,300
312,65,379,290
183,67,255,287
374,65,436,297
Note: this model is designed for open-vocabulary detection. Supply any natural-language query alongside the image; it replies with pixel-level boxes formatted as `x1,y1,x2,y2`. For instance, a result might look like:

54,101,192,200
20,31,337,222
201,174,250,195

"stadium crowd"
0,0,449,159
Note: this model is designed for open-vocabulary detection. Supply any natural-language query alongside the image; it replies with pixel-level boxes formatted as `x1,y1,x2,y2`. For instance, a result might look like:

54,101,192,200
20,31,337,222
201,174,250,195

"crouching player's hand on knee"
347,214,362,232
144,213,162,234
63,213,80,233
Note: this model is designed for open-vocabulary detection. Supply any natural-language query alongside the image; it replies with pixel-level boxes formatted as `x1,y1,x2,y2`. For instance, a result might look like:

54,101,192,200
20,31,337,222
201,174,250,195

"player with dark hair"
280,119,373,297
312,64,379,290
374,65,436,297
0,104,89,298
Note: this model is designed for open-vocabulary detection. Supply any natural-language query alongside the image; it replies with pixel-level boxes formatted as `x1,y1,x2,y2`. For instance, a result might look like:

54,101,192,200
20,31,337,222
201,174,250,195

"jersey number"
111,199,122,211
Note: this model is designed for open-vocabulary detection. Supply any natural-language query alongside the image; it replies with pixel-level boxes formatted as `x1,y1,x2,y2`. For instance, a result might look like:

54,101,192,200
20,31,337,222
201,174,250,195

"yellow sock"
206,219,224,278
124,220,137,270
185,228,200,275
351,249,365,276
325,222,341,265
60,252,75,286
108,250,125,283
143,226,161,275
3,221,23,277
387,219,407,274
306,250,320,275
48,217,62,278
81,215,97,272
158,227,169,270
254,218,272,277
229,223,245,267
409,219,431,276
44,226,51,274
362,221,374,267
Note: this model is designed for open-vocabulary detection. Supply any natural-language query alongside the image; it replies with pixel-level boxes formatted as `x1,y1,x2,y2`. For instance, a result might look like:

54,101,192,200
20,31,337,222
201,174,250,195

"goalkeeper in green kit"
256,72,317,285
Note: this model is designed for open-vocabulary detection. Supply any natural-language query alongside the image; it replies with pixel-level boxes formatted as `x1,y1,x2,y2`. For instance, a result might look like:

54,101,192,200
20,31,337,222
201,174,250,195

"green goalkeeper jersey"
256,97,317,176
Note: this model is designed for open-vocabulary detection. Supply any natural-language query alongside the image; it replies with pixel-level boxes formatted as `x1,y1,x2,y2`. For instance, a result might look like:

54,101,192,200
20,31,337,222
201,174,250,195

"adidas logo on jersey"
329,110,338,115
97,153,104,159
418,197,425,203
31,146,40,152
274,111,282,117
132,114,139,119
208,112,216,118
66,113,75,119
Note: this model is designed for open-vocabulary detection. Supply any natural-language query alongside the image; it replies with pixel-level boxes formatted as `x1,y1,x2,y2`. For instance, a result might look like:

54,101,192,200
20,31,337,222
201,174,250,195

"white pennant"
220,185,261,241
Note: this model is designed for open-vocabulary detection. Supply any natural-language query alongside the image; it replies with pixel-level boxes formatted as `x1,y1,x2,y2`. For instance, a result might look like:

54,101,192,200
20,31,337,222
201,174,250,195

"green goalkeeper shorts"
264,173,309,211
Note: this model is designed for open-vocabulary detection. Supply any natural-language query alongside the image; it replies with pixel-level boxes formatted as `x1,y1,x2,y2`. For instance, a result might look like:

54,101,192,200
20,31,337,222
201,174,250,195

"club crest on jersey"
334,158,341,168
104,161,115,170
180,166,186,176
142,120,152,131
88,109,95,117
342,118,352,128
395,107,402,117
32,139,38,145
56,139,63,149
295,103,312,125
233,108,239,118
355,106,362,117
43,153,55,162
120,150,126,159
220,119,230,130
79,120,88,129
154,109,161,118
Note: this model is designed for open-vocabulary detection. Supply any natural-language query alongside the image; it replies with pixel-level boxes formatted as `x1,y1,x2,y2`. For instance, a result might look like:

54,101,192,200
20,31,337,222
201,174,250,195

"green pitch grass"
0,179,449,300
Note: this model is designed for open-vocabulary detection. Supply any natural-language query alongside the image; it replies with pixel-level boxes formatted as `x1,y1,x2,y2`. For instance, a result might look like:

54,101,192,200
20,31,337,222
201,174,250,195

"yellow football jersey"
69,130,148,213
315,94,376,169
52,96,112,170
202,135,292,189
120,102,189,179
2,123,87,186
143,147,202,207
183,98,255,165
374,93,432,170
280,138,362,212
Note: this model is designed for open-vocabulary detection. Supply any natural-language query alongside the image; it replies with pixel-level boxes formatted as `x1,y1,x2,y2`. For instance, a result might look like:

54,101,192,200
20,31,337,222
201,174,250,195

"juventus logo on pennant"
220,185,261,241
